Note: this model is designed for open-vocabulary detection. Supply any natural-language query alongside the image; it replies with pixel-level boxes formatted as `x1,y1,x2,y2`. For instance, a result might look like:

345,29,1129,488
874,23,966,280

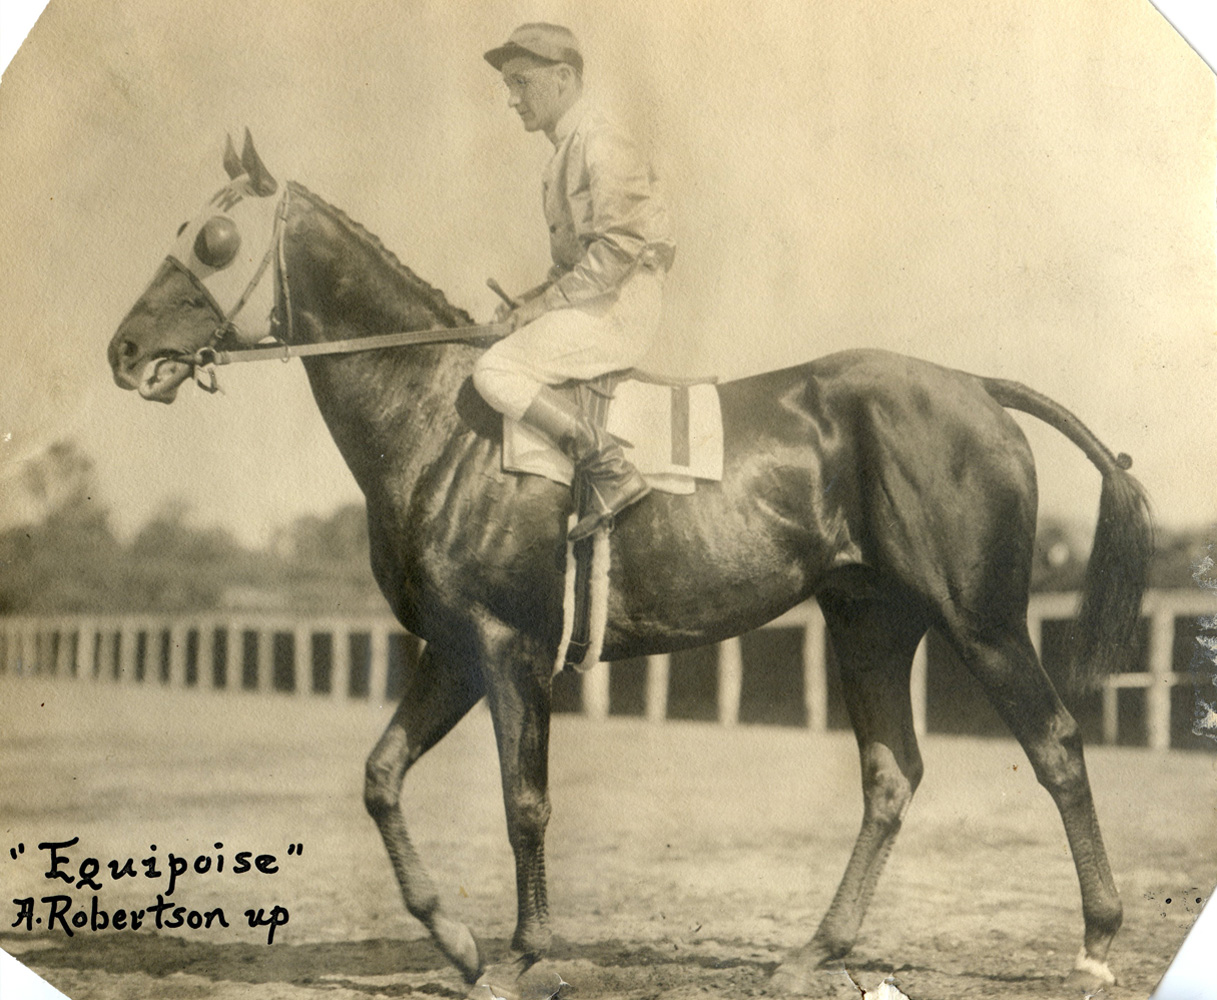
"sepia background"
0,0,1213,544
1,1,1215,999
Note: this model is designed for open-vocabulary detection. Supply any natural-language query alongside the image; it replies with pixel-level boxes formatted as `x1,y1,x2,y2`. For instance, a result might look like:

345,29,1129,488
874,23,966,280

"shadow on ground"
4,932,781,994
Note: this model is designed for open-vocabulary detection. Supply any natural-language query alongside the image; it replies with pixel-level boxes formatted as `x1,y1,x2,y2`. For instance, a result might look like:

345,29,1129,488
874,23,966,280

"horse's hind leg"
772,592,926,996
945,621,1121,989
364,641,486,983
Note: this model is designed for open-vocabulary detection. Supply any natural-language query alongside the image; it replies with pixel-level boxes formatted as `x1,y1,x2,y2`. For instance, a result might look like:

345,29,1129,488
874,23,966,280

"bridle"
153,185,507,395
152,188,292,392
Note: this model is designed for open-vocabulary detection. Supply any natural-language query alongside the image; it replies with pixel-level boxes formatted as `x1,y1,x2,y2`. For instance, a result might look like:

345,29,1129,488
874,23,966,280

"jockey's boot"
521,386,651,541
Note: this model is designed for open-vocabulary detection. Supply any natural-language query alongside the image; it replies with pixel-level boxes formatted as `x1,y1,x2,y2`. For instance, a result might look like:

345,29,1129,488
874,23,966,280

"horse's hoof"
1064,966,1116,994
1064,948,1116,994
434,916,484,985
471,959,569,1000
469,970,521,1000
768,960,860,997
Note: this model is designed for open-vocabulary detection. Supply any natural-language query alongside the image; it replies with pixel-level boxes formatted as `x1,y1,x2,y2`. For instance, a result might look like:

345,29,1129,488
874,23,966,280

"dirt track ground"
1,676,1213,999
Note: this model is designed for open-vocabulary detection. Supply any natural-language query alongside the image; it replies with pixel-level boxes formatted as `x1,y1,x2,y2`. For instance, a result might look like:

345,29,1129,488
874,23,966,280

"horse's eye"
176,221,189,237
193,216,241,268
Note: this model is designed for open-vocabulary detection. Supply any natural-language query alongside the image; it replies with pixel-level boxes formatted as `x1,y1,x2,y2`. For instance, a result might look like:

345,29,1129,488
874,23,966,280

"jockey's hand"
493,299,514,323
507,295,547,331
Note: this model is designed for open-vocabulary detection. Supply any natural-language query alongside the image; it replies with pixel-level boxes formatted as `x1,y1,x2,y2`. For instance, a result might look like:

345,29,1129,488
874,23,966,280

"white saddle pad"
503,381,723,494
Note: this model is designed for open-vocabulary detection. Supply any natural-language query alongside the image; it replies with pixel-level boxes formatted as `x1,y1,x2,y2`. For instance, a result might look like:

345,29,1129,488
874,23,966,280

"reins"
197,322,509,367
172,186,509,394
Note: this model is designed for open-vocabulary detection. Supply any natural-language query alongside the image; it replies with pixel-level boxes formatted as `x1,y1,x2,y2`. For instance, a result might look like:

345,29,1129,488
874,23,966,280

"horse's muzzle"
136,356,193,402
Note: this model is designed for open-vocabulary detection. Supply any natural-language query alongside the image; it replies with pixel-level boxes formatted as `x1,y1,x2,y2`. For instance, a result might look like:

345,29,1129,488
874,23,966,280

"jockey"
475,23,676,541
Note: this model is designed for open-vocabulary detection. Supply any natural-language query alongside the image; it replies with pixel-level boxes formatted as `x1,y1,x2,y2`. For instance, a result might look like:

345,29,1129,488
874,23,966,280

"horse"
108,133,1151,997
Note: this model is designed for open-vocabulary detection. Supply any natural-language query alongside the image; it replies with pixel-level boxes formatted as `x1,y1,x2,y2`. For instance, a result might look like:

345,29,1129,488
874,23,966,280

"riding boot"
520,386,651,541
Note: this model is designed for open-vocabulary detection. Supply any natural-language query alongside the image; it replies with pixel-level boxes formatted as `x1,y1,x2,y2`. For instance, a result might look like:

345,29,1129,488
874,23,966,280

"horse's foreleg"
948,624,1122,990
364,642,486,983
480,631,555,969
773,595,925,996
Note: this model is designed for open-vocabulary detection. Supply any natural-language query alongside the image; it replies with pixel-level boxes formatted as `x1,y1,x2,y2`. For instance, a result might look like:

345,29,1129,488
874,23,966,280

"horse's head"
108,130,283,402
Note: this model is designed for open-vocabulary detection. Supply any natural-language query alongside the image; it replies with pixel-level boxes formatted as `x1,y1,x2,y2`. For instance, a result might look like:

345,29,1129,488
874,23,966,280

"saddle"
501,370,724,672
502,370,724,493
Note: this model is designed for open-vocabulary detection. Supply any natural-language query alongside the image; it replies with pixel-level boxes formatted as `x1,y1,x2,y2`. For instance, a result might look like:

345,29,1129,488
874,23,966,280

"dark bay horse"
108,136,1151,996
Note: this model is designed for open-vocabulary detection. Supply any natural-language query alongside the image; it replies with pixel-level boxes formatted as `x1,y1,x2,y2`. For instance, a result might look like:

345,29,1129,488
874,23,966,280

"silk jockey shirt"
540,99,676,310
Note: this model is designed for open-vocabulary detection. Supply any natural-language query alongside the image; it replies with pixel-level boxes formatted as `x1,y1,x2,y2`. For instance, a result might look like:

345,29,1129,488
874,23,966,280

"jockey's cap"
484,23,583,75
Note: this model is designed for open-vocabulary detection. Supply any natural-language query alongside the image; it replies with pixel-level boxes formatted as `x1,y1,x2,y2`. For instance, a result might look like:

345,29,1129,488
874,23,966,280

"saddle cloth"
502,377,724,491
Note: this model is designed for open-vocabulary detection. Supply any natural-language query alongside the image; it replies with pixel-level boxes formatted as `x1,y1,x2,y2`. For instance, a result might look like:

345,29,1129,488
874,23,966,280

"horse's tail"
981,376,1154,689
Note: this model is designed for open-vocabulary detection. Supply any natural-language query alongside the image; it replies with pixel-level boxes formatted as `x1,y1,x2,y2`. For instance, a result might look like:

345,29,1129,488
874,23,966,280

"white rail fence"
2,590,1213,750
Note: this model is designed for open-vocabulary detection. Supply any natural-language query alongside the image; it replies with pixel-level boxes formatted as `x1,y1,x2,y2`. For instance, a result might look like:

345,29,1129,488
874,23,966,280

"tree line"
0,440,1211,615
0,441,381,615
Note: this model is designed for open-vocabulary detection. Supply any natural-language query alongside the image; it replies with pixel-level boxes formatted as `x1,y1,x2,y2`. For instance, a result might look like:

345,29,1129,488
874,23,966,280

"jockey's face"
501,56,578,136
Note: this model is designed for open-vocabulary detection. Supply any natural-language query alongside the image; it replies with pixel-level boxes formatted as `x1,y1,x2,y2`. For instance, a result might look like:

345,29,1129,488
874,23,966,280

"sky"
0,0,1214,546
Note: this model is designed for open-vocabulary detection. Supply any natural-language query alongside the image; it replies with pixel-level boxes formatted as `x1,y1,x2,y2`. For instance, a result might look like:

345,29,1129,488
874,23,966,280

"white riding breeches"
473,268,664,421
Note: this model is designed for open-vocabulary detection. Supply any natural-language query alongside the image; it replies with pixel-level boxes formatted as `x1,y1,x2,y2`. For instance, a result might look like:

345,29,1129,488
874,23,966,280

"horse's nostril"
121,340,139,360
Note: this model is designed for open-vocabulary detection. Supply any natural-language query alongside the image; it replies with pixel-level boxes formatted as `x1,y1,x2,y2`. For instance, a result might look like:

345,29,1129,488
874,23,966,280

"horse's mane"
288,181,476,328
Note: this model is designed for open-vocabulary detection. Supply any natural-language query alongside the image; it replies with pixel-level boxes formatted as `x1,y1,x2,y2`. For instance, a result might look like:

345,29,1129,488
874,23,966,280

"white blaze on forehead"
167,175,282,343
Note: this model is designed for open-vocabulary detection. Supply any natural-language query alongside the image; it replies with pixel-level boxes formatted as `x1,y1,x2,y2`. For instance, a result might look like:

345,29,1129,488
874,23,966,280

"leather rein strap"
197,321,508,368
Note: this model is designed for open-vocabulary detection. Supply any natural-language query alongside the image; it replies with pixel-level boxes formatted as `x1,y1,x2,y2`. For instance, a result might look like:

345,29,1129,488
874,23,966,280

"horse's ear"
240,128,278,197
223,133,244,179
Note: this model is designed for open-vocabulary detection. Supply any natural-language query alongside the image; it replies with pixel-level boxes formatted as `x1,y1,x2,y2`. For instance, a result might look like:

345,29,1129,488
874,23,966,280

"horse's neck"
281,185,483,501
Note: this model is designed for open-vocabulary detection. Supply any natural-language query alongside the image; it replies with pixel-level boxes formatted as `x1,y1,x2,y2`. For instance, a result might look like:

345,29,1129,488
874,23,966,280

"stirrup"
568,477,651,542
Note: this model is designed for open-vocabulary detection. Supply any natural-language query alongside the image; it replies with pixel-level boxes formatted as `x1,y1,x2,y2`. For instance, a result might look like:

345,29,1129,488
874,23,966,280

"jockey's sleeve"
543,119,674,309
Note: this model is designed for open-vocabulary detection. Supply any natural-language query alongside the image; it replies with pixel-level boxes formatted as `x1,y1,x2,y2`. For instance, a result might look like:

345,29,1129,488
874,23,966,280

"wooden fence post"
166,624,188,687
582,662,610,720
369,626,389,705
1146,609,1175,751
54,623,74,676
119,620,140,683
804,604,827,732
333,625,351,700
645,654,670,722
294,625,312,696
220,620,239,690
23,621,39,675
197,627,216,690
255,624,272,693
717,637,742,726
